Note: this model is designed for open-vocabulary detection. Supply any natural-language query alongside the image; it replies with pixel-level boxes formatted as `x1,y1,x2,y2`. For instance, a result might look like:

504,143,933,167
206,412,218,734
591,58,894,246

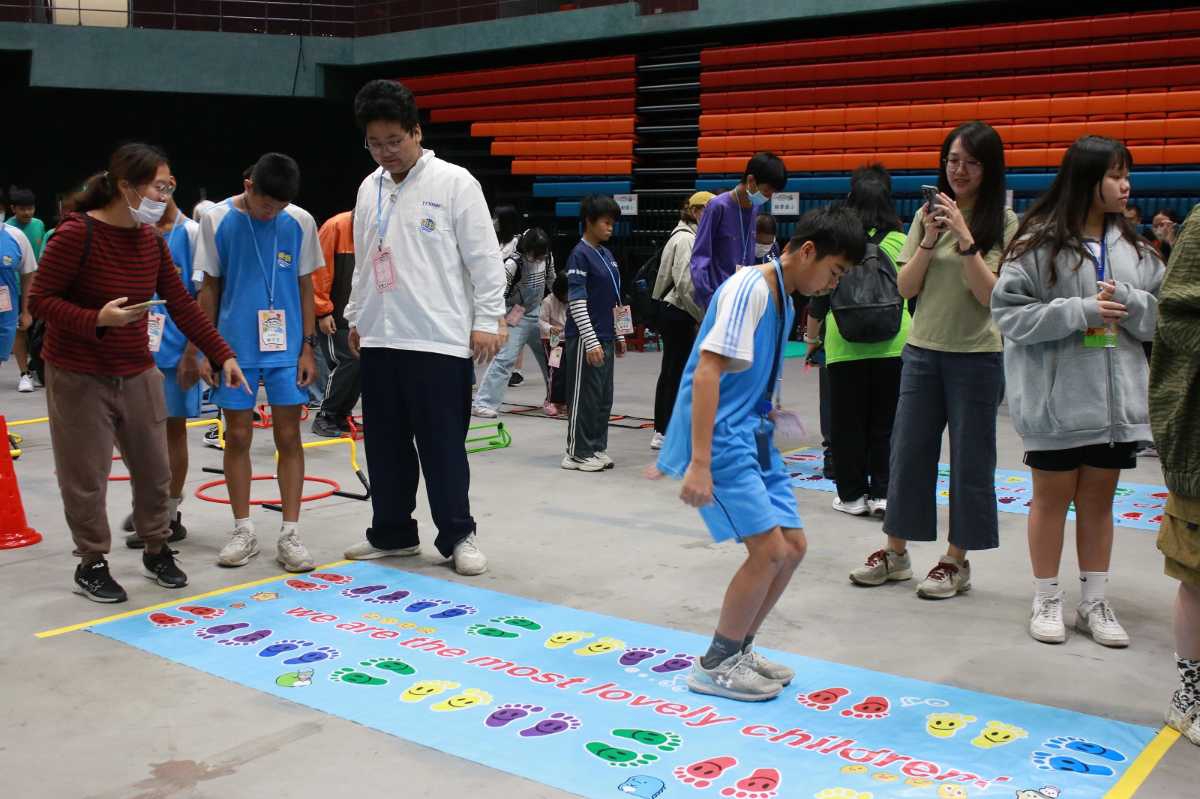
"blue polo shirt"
153,215,201,369
564,240,621,342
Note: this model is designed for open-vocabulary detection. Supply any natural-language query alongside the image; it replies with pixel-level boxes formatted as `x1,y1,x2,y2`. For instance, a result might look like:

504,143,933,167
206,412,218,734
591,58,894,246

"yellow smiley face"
938,785,968,799
907,777,935,788
840,765,869,775
873,772,900,783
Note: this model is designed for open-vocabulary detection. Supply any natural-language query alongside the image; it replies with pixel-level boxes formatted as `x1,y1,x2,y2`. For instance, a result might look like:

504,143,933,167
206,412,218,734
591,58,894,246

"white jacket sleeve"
453,176,505,334
343,188,372,329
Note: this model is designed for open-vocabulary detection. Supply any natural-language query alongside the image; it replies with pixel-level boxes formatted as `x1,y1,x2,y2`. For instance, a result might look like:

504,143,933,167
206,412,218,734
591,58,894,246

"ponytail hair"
72,143,168,213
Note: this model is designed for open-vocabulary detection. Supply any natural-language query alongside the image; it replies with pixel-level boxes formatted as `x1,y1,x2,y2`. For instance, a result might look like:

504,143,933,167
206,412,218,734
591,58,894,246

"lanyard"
166,210,184,256
242,205,280,309
377,172,401,252
758,258,787,416
588,243,621,301
1096,227,1108,283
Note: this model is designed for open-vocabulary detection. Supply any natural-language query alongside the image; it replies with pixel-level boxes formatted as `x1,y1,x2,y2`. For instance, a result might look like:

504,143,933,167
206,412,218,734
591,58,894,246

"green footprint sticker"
361,657,416,676
467,624,519,639
493,615,542,631
329,667,387,686
585,742,659,768
612,728,682,752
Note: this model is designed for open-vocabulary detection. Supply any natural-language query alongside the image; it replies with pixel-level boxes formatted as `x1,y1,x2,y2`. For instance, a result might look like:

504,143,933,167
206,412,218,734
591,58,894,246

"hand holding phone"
123,299,167,312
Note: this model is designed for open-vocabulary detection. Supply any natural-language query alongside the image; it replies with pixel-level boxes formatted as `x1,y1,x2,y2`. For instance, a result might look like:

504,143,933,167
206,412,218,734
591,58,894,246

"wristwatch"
957,241,980,256
302,334,318,347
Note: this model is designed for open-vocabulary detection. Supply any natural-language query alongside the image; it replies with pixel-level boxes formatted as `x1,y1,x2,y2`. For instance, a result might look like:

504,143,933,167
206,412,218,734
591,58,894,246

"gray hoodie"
991,226,1165,452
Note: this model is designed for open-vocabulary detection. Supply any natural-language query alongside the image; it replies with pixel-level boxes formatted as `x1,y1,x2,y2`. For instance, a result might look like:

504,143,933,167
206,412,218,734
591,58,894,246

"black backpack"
632,228,689,330
829,232,903,343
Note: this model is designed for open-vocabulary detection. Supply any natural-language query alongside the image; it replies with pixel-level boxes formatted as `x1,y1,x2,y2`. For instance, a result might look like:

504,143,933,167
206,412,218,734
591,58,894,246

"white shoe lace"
279,531,308,559
226,529,254,552
1089,600,1123,631
1034,594,1064,627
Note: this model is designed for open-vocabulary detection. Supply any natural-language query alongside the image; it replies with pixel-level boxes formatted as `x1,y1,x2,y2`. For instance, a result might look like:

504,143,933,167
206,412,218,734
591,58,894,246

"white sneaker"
561,455,607,472
343,540,421,560
849,548,913,586
916,556,971,599
452,533,488,576
650,432,664,450
471,406,498,419
742,647,794,686
218,528,259,567
1029,592,1067,644
1076,600,1130,648
277,531,314,573
1166,694,1200,746
17,373,34,393
595,451,615,469
867,498,887,517
687,652,783,702
832,495,870,516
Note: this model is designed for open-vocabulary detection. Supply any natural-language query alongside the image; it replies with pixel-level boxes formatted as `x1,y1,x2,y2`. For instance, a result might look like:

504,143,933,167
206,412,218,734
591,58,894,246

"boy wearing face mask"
690,153,788,310
195,153,323,574
754,213,780,263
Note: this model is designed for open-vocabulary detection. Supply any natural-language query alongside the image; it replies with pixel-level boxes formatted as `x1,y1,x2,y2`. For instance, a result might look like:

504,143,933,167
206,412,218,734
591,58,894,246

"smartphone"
921,185,940,210
125,299,167,311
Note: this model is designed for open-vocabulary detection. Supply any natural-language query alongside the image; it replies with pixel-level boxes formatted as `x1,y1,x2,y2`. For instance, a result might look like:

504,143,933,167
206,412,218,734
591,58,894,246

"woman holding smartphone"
992,136,1163,646
849,121,1018,599
29,143,248,604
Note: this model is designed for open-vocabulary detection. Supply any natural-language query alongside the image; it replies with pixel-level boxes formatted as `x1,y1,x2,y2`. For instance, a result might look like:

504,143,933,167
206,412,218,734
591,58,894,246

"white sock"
1034,576,1060,599
234,517,254,534
280,521,299,538
1079,571,1108,609
167,496,183,518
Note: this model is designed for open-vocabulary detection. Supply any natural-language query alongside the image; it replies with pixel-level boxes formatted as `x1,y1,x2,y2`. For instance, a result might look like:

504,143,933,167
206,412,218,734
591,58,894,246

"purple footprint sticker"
519,712,581,738
485,704,543,728
341,584,387,599
651,653,694,673
365,589,411,605
195,622,248,640
219,629,272,647
620,647,666,667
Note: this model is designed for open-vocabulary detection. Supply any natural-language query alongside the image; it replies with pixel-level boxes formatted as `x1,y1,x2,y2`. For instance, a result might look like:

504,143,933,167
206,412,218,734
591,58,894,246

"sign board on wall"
615,194,638,216
770,192,799,215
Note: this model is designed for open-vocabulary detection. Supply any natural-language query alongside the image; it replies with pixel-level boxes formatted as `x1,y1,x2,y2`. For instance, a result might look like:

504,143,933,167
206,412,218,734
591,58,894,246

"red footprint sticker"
1121,512,1144,522
1151,514,1164,525
149,612,195,628
841,695,890,720
286,579,328,592
797,687,850,711
310,572,353,584
178,605,224,620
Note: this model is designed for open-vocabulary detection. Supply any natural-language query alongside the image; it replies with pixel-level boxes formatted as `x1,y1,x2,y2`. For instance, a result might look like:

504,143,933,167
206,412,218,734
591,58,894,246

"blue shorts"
161,366,202,418
212,365,307,411
700,448,803,543
0,323,13,362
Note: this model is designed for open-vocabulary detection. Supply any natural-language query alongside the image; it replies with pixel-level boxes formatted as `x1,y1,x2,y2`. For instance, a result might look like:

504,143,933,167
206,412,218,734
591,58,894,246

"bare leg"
714,528,804,642
13,330,28,373
1028,468,1078,578
165,417,189,498
271,405,304,523
887,535,908,553
744,527,807,639
1073,465,1119,572
222,410,255,520
1178,583,1200,660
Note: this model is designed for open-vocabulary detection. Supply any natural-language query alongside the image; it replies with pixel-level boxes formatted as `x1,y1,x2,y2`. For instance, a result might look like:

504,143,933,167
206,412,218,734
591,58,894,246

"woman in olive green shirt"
849,121,1018,600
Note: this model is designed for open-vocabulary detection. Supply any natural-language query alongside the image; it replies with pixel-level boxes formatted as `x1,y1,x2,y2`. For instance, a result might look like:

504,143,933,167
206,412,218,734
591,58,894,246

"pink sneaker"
543,401,559,417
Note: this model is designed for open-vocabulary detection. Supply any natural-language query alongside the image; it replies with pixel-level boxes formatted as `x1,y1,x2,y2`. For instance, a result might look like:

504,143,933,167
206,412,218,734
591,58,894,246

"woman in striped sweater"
29,143,248,604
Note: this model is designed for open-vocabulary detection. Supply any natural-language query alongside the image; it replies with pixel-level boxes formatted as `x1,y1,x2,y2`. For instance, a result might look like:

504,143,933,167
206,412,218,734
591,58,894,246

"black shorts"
1023,443,1138,472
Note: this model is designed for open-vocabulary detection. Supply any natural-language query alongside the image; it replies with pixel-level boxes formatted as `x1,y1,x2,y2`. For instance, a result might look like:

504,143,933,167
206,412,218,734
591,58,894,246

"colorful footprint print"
575,636,626,656
149,612,194,629
404,598,449,614
329,667,388,686
195,622,249,640
674,756,738,789
620,647,666,667
285,579,328,592
798,688,851,711
400,679,460,703
650,653,695,673
310,572,352,584
613,728,682,752
492,615,541,631
258,639,314,658
1044,736,1126,762
841,695,890,720
519,712,581,738
361,657,416,676
467,624,520,639
283,646,340,665
720,767,782,799
972,720,1028,749
545,631,594,650
365,589,411,605
429,604,477,620
341,584,387,599
485,704,544,728
177,605,224,620
431,687,493,712
218,628,272,646
585,742,659,768
1032,751,1114,777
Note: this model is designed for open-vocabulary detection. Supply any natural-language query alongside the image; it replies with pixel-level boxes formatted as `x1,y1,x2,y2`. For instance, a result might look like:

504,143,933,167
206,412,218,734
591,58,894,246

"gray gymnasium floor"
0,352,1194,797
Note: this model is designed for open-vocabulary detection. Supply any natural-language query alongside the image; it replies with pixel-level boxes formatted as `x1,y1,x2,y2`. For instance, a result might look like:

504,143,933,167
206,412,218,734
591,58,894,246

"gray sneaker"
217,528,259,567
687,652,783,702
916,556,971,599
277,531,315,573
742,647,794,686
849,548,913,586
344,540,421,560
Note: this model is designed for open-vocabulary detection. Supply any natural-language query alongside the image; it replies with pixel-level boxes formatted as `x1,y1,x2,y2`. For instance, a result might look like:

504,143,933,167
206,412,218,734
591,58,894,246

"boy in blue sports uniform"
0,222,37,378
657,207,864,701
195,153,323,572
562,194,627,472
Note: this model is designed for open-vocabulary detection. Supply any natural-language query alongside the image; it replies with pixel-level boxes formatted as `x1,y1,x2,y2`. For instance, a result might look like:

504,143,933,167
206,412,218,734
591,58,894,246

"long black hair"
1005,136,1155,285
494,204,521,246
938,121,1007,256
73,143,168,213
847,163,901,236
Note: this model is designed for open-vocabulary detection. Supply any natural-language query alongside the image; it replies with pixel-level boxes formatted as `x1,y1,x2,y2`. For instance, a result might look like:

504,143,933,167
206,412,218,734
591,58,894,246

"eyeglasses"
149,182,176,196
943,156,983,174
364,135,411,154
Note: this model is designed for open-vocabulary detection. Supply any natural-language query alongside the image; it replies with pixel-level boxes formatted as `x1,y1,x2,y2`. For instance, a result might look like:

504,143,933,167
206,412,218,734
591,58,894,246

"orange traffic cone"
0,416,42,549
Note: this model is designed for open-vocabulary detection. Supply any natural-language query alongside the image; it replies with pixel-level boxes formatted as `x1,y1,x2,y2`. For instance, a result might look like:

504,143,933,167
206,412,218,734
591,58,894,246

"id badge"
372,246,397,292
0,285,11,313
147,312,165,353
1084,325,1118,349
614,304,634,336
550,331,561,349
258,308,288,352
755,417,773,470
548,346,563,368
506,304,526,326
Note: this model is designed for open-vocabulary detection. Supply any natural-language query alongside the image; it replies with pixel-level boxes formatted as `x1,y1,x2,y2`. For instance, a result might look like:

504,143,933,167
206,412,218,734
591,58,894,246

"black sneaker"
125,512,188,549
508,371,525,387
311,415,345,438
204,426,224,450
73,559,128,603
143,548,188,589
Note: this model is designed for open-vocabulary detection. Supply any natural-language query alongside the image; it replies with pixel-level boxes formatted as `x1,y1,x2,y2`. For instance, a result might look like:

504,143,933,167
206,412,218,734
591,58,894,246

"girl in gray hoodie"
993,136,1165,649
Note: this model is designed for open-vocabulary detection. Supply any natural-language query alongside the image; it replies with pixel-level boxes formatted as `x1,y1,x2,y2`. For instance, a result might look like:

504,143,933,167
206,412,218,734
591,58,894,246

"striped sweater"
28,212,234,377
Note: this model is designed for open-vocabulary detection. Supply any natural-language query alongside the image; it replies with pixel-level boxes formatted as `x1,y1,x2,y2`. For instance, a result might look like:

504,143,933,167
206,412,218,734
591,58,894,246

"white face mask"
127,189,167,225
755,243,773,258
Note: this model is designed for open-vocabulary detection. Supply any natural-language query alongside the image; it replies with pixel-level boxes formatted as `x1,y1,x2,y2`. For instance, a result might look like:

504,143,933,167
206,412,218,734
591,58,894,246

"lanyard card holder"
754,260,786,470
